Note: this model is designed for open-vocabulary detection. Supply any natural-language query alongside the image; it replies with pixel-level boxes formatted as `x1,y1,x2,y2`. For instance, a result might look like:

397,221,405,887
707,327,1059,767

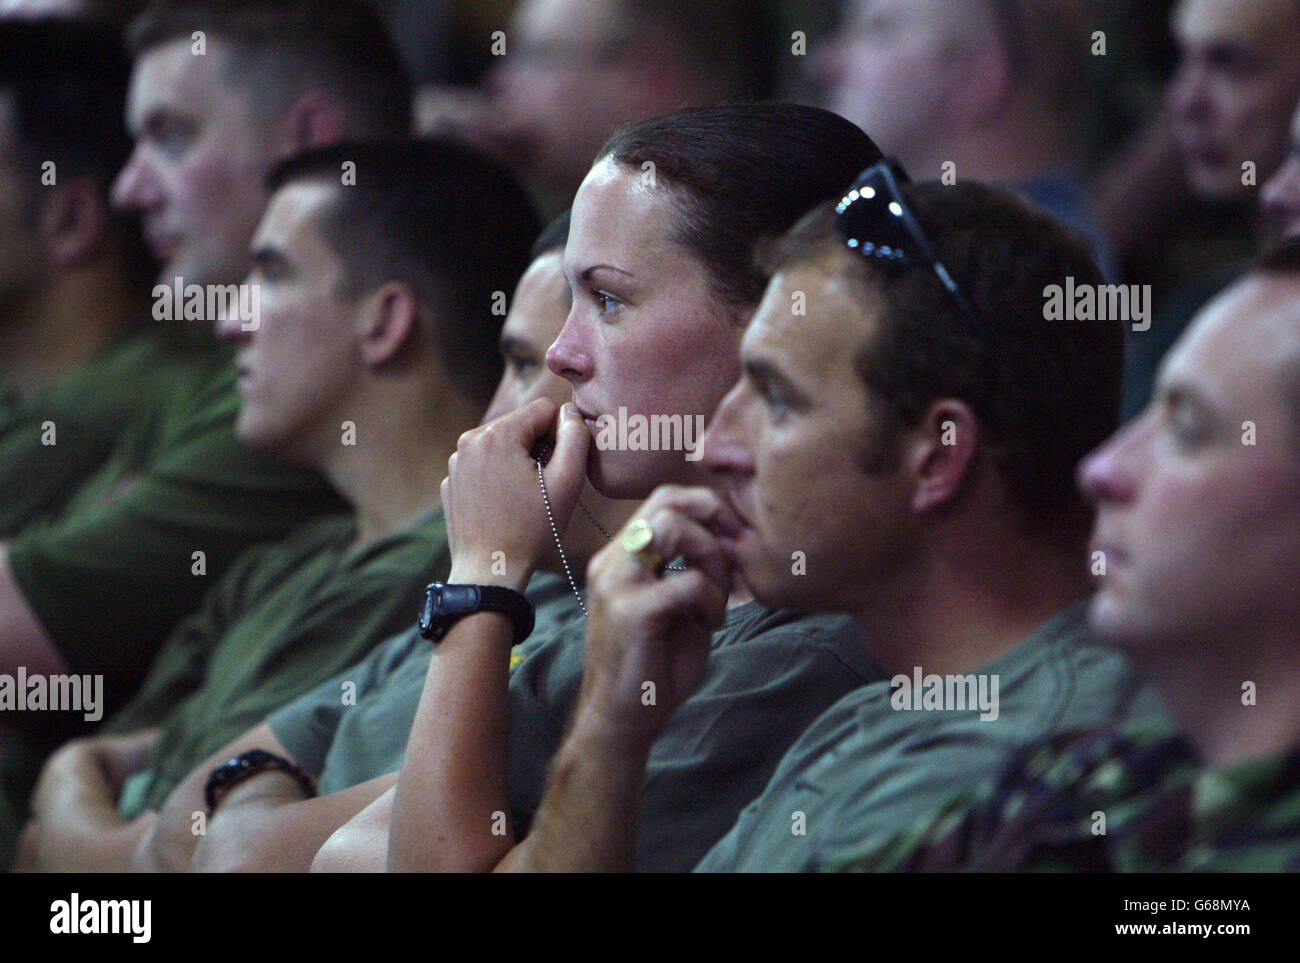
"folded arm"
15,728,159,872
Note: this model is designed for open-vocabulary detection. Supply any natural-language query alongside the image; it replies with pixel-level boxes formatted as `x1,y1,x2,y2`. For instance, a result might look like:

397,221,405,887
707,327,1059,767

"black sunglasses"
834,159,984,337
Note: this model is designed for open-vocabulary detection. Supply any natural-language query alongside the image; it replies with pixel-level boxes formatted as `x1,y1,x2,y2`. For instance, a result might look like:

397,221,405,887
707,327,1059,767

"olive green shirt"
0,321,219,536
695,602,1170,872
5,361,348,700
109,510,449,816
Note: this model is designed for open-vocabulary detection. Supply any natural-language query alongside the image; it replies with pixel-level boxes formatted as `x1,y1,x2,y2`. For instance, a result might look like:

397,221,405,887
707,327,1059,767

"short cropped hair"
598,103,882,308
765,181,1121,546
127,0,411,136
266,139,541,407
0,19,132,186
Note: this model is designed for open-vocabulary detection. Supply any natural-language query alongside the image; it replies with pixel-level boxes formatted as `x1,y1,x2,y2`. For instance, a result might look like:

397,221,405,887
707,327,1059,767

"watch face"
418,583,482,642
419,584,437,634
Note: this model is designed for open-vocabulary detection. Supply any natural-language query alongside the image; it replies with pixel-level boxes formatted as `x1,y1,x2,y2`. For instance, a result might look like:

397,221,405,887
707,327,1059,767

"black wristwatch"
418,582,535,646
204,749,317,816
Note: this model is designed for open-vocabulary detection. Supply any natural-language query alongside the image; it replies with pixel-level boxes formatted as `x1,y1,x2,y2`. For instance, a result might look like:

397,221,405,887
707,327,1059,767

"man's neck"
0,267,136,401
1138,628,1300,770
852,534,1090,677
317,387,482,549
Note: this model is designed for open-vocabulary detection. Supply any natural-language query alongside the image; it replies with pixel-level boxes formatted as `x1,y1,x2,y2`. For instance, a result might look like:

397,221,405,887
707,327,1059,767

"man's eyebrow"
249,244,288,268
1201,41,1255,69
137,106,194,134
1157,378,1218,418
744,355,809,402
498,332,535,356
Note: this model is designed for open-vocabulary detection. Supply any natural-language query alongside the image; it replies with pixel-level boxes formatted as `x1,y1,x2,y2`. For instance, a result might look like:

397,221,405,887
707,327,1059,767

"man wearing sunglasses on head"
834,238,1300,873
502,162,1171,872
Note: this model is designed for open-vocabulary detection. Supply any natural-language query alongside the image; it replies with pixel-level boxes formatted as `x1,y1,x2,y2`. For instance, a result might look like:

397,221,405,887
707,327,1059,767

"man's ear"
906,398,980,513
358,280,420,367
284,90,348,152
39,177,107,269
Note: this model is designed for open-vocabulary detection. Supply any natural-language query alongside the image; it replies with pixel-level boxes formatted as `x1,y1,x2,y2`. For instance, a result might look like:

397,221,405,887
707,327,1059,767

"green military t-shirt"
108,509,450,816
694,602,1171,872
267,571,582,795
0,320,219,536
5,360,348,699
508,604,885,872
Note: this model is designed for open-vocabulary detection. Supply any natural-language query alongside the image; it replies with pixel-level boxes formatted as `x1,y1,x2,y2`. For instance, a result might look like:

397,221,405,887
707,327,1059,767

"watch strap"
475,584,535,646
419,582,535,646
205,748,318,816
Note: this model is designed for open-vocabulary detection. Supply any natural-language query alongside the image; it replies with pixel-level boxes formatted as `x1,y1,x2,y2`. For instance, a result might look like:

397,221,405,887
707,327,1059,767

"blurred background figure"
0,18,222,537
0,15,224,871
809,0,1110,267
1089,0,1300,418
416,0,779,214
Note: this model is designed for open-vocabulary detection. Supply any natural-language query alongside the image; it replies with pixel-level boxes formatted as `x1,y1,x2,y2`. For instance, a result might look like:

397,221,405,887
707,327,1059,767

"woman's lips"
573,403,601,432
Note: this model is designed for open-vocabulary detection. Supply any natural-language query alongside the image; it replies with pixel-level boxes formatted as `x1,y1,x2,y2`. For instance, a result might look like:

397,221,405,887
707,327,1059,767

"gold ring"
621,518,663,573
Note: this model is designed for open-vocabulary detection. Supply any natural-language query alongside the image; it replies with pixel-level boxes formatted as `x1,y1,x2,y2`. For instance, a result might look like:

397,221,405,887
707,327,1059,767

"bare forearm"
504,710,653,873
195,773,397,873
313,785,394,872
389,609,516,872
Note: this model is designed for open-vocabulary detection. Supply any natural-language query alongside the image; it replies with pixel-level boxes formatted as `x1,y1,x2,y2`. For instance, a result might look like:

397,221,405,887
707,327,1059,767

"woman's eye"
594,291,621,315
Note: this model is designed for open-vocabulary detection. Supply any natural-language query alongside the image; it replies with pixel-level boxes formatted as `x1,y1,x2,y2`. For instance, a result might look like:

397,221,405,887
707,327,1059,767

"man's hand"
576,485,741,747
15,729,160,872
28,729,158,812
443,399,589,589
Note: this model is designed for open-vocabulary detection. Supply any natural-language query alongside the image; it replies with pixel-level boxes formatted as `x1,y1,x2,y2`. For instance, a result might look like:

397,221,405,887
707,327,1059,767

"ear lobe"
360,281,419,366
909,399,980,514
41,178,107,268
